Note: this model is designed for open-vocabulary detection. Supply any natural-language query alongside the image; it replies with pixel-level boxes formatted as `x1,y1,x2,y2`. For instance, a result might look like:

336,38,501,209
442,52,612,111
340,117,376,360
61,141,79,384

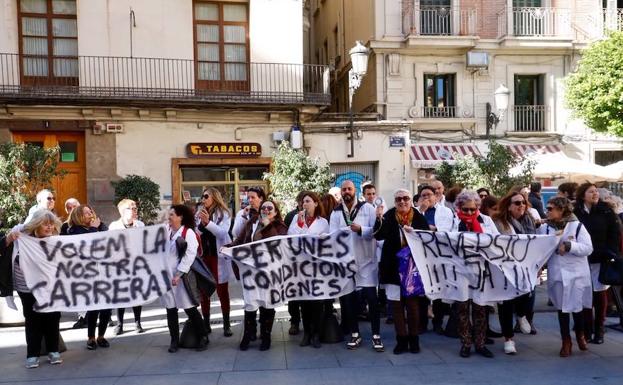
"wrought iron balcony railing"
497,7,571,38
0,53,331,106
402,3,477,36
511,105,549,132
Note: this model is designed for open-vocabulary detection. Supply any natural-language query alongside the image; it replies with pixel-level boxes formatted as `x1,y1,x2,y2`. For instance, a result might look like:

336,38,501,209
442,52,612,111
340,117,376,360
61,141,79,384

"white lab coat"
329,202,377,287
160,226,199,310
196,210,234,283
287,215,330,236
232,208,250,239
418,203,457,232
108,219,145,230
539,221,593,313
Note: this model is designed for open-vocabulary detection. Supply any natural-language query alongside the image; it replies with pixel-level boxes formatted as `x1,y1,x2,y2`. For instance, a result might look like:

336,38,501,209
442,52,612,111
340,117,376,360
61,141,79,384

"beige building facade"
305,0,623,196
0,0,330,222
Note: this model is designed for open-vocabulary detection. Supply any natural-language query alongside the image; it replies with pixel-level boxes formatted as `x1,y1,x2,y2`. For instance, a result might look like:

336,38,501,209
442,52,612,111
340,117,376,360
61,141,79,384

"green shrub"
111,175,160,225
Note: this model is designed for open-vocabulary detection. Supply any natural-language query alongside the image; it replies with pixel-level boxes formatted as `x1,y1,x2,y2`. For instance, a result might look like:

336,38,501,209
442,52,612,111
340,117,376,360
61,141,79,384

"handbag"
598,255,623,286
397,246,425,297
176,228,217,302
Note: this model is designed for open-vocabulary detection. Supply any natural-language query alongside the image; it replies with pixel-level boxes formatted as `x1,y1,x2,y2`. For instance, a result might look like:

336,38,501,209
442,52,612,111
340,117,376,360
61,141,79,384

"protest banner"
221,231,357,309
405,231,560,305
16,224,172,312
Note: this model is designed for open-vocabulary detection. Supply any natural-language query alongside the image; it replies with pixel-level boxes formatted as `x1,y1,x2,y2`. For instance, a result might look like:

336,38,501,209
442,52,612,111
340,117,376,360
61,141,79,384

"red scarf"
456,210,484,233
297,215,316,228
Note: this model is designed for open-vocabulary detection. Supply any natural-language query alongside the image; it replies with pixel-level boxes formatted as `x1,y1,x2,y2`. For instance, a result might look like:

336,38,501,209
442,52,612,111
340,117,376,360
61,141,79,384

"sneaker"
25,357,39,369
517,316,531,334
372,335,384,352
347,333,362,350
97,337,110,348
86,339,97,350
113,324,124,336
72,316,87,329
504,340,517,355
475,346,494,358
48,352,63,365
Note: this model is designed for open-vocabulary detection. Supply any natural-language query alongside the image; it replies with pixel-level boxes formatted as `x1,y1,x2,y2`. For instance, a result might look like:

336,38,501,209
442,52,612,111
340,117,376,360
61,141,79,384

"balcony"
401,3,478,51
497,7,573,48
0,54,331,107
421,106,458,118
511,105,549,133
573,9,623,42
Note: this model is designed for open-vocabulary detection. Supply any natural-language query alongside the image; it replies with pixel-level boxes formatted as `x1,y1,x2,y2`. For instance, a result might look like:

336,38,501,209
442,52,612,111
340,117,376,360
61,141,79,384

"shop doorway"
12,131,87,219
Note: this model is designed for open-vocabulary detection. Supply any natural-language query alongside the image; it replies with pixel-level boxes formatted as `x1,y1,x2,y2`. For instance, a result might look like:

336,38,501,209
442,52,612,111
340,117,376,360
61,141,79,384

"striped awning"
411,143,481,168
506,144,562,157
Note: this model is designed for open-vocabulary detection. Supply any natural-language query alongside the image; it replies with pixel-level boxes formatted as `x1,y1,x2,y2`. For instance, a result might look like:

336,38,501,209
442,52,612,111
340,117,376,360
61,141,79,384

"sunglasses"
511,200,526,206
202,194,210,199
47,197,55,201
461,207,477,213
260,206,274,212
395,196,410,202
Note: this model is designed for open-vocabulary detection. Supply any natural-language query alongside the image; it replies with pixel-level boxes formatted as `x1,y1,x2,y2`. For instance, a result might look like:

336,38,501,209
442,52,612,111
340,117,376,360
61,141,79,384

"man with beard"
330,180,382,352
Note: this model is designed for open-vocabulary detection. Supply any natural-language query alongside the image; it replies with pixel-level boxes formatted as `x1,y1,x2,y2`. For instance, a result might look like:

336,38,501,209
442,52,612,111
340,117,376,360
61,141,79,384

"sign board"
187,143,262,158
389,136,406,148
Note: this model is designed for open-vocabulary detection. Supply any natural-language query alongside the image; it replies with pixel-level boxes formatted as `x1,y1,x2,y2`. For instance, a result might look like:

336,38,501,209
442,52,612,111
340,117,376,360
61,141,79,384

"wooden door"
12,131,86,220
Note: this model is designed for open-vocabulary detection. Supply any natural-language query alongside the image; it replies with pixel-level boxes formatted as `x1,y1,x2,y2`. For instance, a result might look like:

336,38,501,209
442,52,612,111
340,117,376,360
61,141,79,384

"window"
17,0,78,85
512,0,543,36
423,74,456,117
194,1,249,91
420,0,452,35
513,74,546,131
595,151,623,166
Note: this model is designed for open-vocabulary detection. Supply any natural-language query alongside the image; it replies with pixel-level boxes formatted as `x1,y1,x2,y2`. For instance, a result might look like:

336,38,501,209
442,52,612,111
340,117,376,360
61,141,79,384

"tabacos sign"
187,143,262,157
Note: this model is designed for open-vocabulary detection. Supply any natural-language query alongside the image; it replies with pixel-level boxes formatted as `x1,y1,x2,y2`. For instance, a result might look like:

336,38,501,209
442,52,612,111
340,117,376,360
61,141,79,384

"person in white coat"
162,205,208,353
288,191,330,348
539,196,593,357
109,199,146,335
329,180,382,352
196,187,234,337
231,187,265,239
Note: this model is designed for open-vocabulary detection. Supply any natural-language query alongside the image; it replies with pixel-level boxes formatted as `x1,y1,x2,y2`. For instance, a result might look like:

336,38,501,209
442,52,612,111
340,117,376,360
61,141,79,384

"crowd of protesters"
1,179,622,369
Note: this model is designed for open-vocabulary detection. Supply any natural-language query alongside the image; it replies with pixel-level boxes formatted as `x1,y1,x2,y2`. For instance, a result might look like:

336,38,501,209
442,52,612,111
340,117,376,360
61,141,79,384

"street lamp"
347,41,370,158
485,83,510,138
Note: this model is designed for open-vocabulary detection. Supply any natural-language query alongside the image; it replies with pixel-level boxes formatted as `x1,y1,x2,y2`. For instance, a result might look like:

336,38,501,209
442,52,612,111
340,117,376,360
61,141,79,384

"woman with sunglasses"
491,191,538,355
229,199,288,351
539,197,593,357
67,205,111,350
454,191,499,358
287,191,329,348
196,187,234,337
574,183,621,345
374,189,430,354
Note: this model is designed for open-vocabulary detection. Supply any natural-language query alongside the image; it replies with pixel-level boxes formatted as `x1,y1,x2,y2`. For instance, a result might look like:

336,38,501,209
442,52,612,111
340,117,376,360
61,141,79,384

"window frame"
17,0,78,85
192,0,250,91
423,73,456,117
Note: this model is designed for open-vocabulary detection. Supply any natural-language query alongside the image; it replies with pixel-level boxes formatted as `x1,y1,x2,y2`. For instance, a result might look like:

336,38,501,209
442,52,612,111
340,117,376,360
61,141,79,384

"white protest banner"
221,231,357,309
16,224,172,312
405,231,559,305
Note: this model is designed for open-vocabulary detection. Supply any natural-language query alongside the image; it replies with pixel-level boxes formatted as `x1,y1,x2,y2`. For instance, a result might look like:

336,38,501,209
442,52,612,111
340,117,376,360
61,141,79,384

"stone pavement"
1,285,623,385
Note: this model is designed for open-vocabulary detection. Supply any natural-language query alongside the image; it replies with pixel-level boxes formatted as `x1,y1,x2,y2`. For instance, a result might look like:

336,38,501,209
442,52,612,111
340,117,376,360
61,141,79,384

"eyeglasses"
395,196,410,202
260,206,274,212
202,194,210,199
461,207,477,213
511,201,526,206
47,197,55,201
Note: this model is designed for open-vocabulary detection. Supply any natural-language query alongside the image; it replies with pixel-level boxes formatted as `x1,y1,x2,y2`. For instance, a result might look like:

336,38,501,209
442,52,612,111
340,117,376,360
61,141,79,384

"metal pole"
348,102,354,157
486,102,492,139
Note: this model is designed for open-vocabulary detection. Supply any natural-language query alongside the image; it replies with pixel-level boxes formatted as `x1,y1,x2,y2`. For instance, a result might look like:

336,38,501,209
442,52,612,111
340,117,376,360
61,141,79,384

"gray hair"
22,209,61,237
455,190,481,209
394,188,411,197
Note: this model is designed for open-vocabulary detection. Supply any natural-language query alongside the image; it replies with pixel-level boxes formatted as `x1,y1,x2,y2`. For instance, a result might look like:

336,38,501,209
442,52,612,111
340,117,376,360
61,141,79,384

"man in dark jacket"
528,182,546,219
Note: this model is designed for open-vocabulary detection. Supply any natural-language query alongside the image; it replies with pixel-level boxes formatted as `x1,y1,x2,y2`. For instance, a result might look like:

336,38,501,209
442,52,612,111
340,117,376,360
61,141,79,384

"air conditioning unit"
466,52,489,69
272,131,288,142
106,123,124,133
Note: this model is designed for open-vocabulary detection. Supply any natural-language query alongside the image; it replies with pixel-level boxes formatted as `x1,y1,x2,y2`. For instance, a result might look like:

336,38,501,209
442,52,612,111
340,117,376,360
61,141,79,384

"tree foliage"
435,141,534,197
566,31,623,136
0,143,63,231
263,141,333,212
111,175,161,225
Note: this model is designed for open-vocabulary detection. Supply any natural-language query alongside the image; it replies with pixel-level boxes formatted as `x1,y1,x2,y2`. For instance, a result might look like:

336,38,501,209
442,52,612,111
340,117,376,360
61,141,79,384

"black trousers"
432,299,451,329
288,300,302,324
18,292,61,358
87,309,112,339
117,306,142,323
166,307,206,340
558,311,584,339
340,287,380,335
301,300,325,336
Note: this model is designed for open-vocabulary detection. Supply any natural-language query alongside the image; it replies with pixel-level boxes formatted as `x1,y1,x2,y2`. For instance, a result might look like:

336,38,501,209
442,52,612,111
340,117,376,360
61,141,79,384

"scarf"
395,208,414,227
456,209,484,233
509,214,537,235
547,213,578,231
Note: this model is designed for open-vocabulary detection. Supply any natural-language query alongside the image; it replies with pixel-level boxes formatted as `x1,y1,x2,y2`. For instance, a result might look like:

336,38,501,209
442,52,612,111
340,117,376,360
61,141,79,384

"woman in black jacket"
374,188,429,354
574,183,621,344
67,205,111,350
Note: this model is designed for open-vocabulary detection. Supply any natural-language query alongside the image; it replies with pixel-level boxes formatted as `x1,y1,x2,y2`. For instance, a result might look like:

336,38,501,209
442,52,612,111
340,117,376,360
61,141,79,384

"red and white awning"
411,143,481,168
506,144,562,157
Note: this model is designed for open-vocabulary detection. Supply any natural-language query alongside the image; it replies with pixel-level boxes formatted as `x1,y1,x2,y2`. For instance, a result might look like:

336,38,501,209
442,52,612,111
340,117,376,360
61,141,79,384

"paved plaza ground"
1,285,623,385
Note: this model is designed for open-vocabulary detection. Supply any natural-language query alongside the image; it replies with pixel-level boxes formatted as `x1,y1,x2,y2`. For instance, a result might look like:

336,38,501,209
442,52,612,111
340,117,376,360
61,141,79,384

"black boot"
203,312,212,334
187,308,209,351
223,313,233,337
299,333,311,347
166,310,180,353
259,310,275,351
393,336,409,355
408,335,420,353
135,321,145,334
240,311,256,351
